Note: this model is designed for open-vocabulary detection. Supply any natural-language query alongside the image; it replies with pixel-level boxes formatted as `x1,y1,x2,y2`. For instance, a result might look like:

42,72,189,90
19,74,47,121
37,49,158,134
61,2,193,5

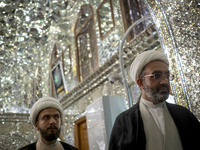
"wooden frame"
119,0,149,42
50,44,72,73
50,43,72,97
62,45,72,75
74,4,98,82
96,0,115,40
51,60,67,99
50,43,60,68
74,4,94,36
74,116,89,149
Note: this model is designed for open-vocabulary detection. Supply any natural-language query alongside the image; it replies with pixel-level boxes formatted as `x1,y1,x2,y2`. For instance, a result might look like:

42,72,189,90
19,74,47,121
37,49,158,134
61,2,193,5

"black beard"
39,126,61,141
143,83,170,103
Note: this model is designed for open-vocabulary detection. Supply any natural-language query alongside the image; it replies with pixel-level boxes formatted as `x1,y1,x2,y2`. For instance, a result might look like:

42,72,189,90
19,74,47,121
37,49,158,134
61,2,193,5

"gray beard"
143,82,169,103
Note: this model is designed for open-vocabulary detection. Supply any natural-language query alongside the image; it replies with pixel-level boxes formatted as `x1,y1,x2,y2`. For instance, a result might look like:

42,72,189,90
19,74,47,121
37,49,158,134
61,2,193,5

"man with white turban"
19,97,78,150
109,50,200,150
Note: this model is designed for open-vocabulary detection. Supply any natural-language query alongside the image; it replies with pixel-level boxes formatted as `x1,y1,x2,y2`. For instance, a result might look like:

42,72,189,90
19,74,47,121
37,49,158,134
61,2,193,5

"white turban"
30,96,64,125
130,50,169,83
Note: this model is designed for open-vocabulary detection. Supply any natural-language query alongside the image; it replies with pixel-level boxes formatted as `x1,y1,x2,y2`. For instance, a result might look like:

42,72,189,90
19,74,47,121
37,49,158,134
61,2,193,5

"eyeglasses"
143,72,174,81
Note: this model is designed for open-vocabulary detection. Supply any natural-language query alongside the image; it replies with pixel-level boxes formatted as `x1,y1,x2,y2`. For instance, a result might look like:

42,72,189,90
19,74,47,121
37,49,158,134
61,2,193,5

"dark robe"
109,102,200,150
19,141,78,150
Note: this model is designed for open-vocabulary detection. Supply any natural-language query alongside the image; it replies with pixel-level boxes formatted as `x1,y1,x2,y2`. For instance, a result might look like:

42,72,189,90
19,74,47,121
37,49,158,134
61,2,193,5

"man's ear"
35,121,39,131
137,78,144,88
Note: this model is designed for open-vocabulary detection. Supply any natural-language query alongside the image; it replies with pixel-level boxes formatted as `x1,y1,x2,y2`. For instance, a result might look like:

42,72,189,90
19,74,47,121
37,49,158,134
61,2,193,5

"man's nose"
160,76,169,84
49,117,56,124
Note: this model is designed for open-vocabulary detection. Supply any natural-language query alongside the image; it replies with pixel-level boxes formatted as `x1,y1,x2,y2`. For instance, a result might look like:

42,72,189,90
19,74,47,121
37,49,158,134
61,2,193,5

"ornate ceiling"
0,0,199,117
0,0,199,149
0,0,81,113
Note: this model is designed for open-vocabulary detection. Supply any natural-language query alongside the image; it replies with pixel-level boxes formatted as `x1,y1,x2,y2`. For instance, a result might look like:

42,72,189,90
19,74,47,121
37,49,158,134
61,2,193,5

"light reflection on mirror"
97,0,115,40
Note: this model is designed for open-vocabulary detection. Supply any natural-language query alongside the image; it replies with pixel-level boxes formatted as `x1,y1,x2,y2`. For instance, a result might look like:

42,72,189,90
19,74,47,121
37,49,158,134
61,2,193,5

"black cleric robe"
109,102,200,150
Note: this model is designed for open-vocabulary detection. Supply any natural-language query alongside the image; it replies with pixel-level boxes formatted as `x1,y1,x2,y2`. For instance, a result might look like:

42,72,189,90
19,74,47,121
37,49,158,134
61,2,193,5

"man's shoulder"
117,102,140,119
19,142,78,150
60,141,78,150
18,142,36,150
166,102,191,113
166,102,200,123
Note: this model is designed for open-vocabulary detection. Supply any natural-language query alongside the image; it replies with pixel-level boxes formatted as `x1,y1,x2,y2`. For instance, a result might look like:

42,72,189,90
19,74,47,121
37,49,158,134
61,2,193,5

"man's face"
35,108,62,143
139,61,170,104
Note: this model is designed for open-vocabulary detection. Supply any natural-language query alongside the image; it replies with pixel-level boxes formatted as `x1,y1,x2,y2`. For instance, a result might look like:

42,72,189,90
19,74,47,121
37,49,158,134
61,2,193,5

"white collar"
39,139,58,147
141,98,164,109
